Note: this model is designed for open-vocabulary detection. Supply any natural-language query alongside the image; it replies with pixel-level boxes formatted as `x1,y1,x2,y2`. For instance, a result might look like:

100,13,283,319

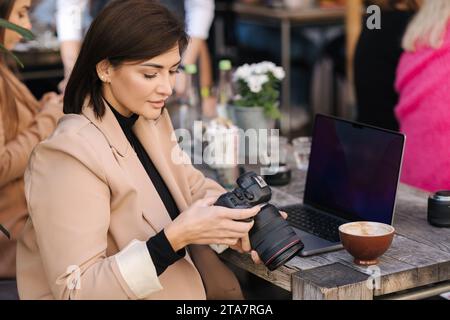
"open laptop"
281,114,405,256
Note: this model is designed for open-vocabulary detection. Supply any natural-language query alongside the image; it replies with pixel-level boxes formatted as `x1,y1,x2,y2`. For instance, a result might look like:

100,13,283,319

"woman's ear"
96,59,112,83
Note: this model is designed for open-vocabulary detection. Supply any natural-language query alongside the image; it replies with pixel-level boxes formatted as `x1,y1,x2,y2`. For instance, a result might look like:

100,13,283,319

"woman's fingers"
279,211,288,220
199,228,248,241
216,238,240,246
195,196,220,207
41,92,58,101
222,205,262,221
222,219,254,234
229,240,244,253
251,250,262,264
240,234,252,252
221,230,250,240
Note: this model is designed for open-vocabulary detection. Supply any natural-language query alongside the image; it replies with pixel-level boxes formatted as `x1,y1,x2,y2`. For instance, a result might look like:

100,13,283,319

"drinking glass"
292,136,312,170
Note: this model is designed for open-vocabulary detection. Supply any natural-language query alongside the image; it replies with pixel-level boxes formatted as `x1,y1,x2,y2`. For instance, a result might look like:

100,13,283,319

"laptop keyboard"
284,205,344,243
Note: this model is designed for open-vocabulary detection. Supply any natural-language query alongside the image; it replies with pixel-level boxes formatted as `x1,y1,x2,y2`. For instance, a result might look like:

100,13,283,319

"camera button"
235,191,245,200
244,191,255,200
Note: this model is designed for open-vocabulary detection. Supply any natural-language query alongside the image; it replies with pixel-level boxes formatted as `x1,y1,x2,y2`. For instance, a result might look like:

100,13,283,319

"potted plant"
0,18,34,239
230,61,285,131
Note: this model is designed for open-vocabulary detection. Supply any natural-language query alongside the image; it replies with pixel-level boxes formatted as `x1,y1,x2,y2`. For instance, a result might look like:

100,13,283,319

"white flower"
249,82,262,93
233,63,252,82
233,61,284,95
272,67,285,80
246,74,269,93
252,61,274,75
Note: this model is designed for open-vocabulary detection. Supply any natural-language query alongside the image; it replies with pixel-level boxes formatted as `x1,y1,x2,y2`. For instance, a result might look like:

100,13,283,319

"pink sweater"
395,25,450,192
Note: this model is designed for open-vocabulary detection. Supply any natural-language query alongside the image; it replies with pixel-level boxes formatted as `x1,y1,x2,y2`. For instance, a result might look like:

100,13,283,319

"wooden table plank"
393,185,450,254
288,241,419,296
292,263,373,300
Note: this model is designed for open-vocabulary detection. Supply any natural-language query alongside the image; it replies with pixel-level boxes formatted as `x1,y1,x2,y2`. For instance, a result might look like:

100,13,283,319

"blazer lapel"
82,103,175,233
82,100,130,158
133,111,190,213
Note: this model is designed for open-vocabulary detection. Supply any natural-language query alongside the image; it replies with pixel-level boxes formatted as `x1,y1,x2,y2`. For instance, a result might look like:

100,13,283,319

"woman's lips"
149,100,165,108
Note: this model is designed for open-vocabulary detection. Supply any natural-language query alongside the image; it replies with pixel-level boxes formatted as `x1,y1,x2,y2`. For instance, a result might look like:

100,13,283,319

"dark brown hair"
0,0,19,142
0,0,14,43
64,0,189,118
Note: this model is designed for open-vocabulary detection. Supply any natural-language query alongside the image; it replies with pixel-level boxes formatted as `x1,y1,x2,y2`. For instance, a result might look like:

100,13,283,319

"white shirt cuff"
115,239,163,299
209,244,229,254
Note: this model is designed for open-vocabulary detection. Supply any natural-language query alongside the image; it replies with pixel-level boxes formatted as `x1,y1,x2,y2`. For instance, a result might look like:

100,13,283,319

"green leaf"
0,18,35,68
0,18,34,40
0,43,24,68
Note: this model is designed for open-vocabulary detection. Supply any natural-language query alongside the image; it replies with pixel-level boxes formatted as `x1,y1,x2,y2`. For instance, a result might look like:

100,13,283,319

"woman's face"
4,0,32,50
100,45,181,120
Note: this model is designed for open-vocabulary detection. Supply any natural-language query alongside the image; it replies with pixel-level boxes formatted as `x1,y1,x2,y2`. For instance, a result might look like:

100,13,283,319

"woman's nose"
157,76,173,96
23,18,32,31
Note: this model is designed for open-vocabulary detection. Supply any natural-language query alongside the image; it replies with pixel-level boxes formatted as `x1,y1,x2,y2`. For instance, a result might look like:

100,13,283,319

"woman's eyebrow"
141,60,182,69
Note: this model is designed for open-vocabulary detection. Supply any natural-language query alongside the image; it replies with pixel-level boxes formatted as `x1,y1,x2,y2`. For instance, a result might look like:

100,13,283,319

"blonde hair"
402,0,450,52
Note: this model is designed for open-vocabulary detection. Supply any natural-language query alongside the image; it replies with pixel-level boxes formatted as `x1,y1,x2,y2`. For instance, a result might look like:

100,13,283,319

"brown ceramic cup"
338,221,395,266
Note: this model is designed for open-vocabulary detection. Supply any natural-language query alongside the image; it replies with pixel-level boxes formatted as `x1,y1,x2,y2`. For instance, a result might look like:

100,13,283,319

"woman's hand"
40,92,63,111
164,196,262,251
247,210,289,265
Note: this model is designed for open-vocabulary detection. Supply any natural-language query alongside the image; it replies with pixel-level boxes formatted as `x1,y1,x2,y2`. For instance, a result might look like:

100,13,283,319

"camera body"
428,191,450,228
215,173,271,221
215,172,304,270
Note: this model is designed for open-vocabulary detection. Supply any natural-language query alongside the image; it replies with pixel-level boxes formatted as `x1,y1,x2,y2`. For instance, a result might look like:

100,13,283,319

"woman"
0,0,62,279
354,0,420,131
395,0,450,192
16,0,264,300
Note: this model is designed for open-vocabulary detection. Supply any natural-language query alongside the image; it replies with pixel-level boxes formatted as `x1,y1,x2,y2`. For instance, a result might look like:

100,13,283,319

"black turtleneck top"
108,101,185,276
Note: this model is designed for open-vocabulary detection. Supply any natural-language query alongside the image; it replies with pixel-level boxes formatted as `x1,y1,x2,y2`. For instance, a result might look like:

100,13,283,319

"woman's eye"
170,68,180,75
18,10,28,19
144,73,157,79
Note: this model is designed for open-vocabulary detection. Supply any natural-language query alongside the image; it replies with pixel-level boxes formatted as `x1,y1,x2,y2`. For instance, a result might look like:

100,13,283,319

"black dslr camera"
215,172,304,270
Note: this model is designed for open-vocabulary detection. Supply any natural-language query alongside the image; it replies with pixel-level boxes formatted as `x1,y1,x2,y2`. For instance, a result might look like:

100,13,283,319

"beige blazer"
16,102,242,300
0,65,62,278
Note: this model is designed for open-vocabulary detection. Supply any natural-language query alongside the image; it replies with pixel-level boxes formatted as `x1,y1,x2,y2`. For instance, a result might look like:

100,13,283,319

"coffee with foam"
339,222,394,237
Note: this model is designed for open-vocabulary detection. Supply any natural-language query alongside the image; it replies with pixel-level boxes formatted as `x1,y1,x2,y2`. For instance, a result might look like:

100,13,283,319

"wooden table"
214,2,346,135
196,162,450,300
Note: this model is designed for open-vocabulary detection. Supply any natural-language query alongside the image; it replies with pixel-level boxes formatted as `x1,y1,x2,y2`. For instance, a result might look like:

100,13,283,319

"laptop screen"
303,114,405,225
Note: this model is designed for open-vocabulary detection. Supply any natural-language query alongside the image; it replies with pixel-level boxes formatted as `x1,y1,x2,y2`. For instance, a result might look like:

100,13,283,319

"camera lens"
249,204,304,271
428,190,450,227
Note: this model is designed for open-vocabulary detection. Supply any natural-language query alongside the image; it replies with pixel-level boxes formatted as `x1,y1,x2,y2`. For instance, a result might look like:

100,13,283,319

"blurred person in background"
56,0,104,92
161,0,216,118
0,0,63,280
395,0,450,192
354,0,421,131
